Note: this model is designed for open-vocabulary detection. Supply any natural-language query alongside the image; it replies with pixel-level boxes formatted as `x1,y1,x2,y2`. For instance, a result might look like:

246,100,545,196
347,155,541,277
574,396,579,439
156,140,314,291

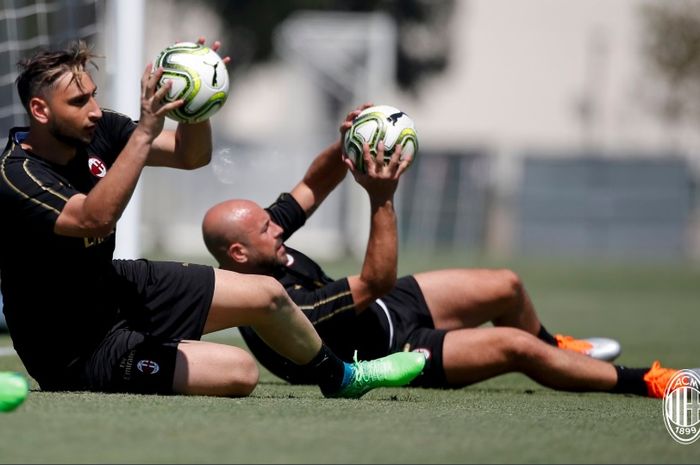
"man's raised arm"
146,38,228,170
345,142,412,311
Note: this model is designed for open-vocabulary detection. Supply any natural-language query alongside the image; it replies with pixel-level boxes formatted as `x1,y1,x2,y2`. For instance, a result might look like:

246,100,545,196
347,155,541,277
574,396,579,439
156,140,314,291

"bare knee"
204,353,260,397
174,343,260,397
494,269,525,309
501,328,545,369
227,354,259,396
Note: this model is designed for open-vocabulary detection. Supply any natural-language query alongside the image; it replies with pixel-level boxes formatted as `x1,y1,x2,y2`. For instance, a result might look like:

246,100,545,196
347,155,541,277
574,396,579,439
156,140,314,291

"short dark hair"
15,40,99,111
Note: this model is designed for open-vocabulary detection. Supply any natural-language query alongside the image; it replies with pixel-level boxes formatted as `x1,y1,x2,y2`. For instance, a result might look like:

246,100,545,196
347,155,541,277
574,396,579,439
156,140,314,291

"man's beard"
255,251,287,275
48,119,91,148
264,256,286,273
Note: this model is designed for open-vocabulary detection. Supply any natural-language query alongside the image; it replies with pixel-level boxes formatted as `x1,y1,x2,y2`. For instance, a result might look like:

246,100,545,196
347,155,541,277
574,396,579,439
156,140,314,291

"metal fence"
517,155,694,260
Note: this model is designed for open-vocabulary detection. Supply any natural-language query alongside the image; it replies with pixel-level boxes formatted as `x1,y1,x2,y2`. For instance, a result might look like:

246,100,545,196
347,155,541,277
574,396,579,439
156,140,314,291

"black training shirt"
0,109,135,386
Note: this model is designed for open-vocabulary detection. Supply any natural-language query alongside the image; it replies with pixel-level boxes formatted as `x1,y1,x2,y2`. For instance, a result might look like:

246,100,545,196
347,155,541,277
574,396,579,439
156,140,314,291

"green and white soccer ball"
343,104,418,172
153,42,229,124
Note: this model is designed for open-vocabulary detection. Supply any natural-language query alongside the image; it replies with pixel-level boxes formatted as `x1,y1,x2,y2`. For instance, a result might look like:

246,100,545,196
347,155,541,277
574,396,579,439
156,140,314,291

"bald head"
202,199,287,274
202,199,261,266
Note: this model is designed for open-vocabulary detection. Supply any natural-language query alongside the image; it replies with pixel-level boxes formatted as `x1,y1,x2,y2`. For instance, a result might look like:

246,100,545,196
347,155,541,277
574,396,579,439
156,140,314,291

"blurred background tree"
200,0,455,92
640,0,700,126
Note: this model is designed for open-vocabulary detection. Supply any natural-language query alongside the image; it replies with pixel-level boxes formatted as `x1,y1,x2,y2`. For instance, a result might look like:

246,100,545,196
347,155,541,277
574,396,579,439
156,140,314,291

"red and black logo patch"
88,155,107,178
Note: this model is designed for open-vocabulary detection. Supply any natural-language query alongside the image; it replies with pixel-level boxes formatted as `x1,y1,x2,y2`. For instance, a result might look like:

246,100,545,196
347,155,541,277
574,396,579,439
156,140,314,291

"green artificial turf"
1,256,698,463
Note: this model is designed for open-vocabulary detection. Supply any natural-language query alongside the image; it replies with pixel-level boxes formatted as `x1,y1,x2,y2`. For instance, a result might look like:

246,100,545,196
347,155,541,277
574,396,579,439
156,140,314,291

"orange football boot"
643,360,678,399
555,334,622,361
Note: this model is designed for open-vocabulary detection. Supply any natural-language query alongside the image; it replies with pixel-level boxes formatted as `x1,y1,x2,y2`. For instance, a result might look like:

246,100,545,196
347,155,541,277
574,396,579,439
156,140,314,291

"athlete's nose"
88,97,102,121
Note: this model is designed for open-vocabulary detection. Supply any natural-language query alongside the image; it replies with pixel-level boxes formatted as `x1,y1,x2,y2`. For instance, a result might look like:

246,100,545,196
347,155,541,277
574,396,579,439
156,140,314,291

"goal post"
106,0,145,259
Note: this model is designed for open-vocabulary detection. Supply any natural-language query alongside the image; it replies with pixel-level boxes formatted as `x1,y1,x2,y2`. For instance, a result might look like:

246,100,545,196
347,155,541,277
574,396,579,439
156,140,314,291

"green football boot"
0,372,29,412
329,351,426,399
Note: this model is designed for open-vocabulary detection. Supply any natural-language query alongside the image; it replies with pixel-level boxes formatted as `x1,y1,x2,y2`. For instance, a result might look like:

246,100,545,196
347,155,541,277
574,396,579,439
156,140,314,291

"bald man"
202,106,680,398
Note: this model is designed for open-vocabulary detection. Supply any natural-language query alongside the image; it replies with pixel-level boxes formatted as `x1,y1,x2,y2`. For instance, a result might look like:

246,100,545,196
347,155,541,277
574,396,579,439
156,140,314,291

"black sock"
537,324,558,346
303,345,348,396
611,365,649,396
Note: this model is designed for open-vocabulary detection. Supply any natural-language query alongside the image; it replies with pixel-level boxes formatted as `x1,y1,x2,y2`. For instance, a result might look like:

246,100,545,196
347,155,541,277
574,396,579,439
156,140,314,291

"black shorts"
379,276,448,388
69,259,215,394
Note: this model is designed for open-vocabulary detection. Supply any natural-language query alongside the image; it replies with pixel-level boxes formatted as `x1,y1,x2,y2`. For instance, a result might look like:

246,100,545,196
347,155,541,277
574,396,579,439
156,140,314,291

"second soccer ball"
343,105,419,172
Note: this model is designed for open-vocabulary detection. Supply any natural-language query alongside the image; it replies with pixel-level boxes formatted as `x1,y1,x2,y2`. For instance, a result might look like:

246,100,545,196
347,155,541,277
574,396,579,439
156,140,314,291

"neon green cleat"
0,372,29,412
328,351,426,399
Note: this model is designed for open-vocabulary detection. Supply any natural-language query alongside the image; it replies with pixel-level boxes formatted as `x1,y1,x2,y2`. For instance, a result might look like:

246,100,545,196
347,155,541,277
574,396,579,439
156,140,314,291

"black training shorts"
379,276,448,388
68,259,215,394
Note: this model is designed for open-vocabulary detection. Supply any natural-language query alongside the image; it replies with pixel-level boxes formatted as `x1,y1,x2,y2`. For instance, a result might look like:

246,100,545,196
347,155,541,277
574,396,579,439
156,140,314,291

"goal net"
0,0,103,132
0,0,103,330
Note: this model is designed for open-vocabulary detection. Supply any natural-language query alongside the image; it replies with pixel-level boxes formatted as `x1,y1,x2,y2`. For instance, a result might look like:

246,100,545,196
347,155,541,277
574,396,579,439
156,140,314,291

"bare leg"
442,327,617,391
204,269,322,365
173,340,259,396
413,269,541,334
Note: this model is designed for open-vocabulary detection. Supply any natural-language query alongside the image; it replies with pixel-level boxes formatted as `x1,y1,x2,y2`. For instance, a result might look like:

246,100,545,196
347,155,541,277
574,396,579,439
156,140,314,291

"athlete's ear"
228,242,248,264
28,97,50,124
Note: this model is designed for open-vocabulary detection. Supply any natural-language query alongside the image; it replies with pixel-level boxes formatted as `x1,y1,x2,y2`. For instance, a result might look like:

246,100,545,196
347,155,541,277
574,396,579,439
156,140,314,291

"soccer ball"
153,42,229,124
343,105,418,172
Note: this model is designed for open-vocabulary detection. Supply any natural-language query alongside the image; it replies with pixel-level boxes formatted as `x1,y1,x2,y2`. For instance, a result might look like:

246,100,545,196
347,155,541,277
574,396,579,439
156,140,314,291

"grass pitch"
1,255,699,463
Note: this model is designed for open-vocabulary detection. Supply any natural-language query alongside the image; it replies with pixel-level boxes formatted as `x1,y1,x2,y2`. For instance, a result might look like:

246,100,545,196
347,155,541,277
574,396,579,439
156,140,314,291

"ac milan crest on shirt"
88,155,107,178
